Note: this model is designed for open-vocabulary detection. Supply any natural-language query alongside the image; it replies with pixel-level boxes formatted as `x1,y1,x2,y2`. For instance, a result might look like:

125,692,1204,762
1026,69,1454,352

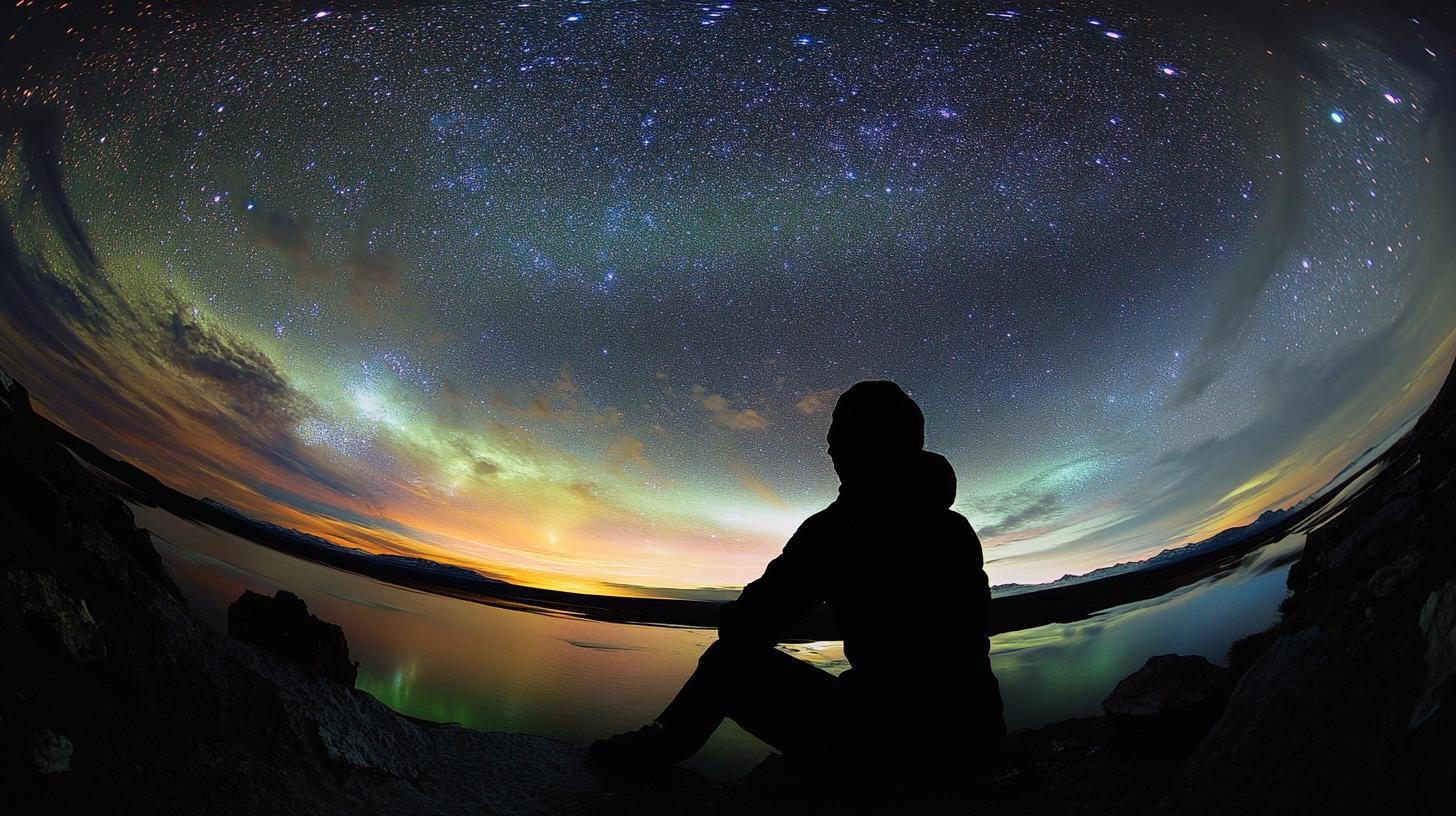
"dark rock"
0,568,106,662
1412,579,1456,729
1156,357,1456,815
227,589,358,688
1103,654,1229,719
120,527,185,602
1100,654,1230,754
1,367,614,815
29,729,72,774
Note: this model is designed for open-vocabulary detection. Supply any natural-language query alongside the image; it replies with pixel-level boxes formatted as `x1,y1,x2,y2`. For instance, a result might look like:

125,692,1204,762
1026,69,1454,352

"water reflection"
138,500,1306,780
141,503,770,777
989,533,1302,728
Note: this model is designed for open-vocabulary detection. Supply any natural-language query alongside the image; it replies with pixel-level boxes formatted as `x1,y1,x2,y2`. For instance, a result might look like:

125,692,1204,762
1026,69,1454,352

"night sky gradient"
2,1,1454,596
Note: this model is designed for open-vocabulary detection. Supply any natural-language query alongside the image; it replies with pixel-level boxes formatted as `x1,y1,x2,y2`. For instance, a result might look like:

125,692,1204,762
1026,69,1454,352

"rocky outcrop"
228,589,358,687
1155,360,1456,815
1414,579,1456,729
1103,654,1230,720
0,369,611,814
1102,654,1230,748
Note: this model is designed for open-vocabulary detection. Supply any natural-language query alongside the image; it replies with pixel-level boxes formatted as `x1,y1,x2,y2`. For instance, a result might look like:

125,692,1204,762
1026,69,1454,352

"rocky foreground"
1,369,611,815
2,360,1453,814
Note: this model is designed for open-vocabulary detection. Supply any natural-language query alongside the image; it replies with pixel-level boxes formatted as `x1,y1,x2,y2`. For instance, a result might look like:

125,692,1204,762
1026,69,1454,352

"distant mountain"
195,499,499,587
993,507,1293,597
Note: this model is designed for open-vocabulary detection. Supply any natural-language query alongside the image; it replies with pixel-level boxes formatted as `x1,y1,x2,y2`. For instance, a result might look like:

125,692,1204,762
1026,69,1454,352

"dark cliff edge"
3,359,1454,814
1152,354,1456,816
0,368,613,815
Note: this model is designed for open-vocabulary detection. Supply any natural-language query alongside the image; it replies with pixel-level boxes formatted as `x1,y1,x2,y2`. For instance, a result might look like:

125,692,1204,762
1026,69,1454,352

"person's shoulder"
939,508,980,538
784,503,848,547
796,504,843,532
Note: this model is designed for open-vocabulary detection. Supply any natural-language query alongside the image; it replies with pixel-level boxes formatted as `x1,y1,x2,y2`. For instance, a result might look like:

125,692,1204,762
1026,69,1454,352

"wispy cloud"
692,384,769,429
794,388,840,416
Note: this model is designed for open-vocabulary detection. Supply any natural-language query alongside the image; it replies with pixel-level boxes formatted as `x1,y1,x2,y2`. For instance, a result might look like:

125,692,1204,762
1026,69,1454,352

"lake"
135,495,1337,779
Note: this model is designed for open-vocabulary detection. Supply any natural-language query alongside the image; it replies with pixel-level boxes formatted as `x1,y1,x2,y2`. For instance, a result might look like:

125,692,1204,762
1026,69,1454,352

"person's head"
827,380,924,484
918,450,957,508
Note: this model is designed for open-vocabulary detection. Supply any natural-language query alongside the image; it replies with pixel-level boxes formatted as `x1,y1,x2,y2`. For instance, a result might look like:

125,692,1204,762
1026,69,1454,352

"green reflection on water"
357,662,482,729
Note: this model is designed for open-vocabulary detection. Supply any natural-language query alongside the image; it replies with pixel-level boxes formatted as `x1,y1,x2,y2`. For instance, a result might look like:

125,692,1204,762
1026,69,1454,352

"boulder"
1412,579,1456,729
0,568,106,662
1101,654,1230,750
227,590,358,687
1102,654,1230,719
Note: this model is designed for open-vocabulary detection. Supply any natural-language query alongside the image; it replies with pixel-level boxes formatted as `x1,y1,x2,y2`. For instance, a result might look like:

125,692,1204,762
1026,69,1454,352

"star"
0,0,1447,609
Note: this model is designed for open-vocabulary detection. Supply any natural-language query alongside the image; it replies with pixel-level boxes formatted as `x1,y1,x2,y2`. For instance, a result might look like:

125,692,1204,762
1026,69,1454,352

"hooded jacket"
718,450,1004,739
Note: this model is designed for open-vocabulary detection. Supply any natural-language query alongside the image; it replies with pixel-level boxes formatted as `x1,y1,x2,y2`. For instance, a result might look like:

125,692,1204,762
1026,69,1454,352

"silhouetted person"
591,381,1005,782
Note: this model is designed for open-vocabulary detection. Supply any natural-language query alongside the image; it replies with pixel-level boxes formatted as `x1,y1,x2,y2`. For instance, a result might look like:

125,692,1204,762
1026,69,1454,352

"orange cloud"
794,388,841,415
345,243,405,315
607,434,649,470
489,362,619,426
736,470,789,509
691,384,769,430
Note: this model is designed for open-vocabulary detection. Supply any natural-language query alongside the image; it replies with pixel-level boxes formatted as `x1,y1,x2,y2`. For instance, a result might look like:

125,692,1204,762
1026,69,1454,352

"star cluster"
2,2,1454,591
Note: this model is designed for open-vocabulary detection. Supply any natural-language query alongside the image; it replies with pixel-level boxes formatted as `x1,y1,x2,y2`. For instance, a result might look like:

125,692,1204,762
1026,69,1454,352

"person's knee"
698,638,765,674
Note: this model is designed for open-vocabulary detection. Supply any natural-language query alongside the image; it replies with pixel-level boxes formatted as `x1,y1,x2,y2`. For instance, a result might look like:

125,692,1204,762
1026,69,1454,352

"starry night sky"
2,1,1454,595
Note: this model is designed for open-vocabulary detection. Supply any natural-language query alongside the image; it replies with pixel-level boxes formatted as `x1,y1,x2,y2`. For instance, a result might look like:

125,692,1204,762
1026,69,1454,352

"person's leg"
656,638,843,757
592,638,848,770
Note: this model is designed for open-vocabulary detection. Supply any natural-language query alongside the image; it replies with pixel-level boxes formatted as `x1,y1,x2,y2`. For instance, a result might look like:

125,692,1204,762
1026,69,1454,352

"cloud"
159,301,301,428
795,388,840,415
149,297,376,500
692,384,769,429
0,207,120,352
1063,241,1456,565
249,209,421,321
490,363,578,422
1168,18,1315,408
248,209,330,287
439,377,468,425
1,112,375,509
487,362,626,435
978,491,1061,539
593,406,623,426
5,107,100,276
252,210,311,259
345,242,405,315
719,408,768,430
248,214,414,320
567,479,599,500
607,434,649,470
737,470,789,509
553,362,578,393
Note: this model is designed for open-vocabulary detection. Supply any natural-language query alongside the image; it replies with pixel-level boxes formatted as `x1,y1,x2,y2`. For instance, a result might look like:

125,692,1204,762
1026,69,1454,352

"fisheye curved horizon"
2,1,1454,598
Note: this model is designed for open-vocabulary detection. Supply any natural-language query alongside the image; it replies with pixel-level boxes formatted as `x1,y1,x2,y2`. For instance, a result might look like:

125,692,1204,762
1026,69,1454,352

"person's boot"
589,722,694,772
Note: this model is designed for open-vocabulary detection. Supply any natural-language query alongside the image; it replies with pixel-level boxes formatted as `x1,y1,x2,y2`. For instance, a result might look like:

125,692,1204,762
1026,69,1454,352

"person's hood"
835,449,957,511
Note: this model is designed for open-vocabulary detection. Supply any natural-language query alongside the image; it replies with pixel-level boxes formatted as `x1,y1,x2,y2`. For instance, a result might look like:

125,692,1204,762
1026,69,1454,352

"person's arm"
716,514,827,645
956,512,994,643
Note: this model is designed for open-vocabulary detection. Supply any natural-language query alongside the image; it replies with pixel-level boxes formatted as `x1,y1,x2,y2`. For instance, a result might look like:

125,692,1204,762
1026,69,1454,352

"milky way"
2,2,1454,593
